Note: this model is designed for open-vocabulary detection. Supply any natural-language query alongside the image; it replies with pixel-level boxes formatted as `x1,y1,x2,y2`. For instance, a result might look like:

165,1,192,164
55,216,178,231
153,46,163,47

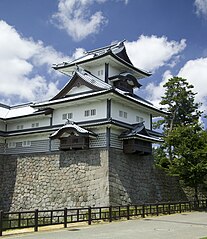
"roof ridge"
86,40,125,54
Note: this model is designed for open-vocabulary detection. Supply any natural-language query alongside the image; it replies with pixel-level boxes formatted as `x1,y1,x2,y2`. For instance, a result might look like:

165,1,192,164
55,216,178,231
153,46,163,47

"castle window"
17,125,24,130
8,142,16,148
84,110,90,117
31,122,39,128
62,113,73,120
119,110,127,118
22,141,31,147
84,109,96,117
91,109,96,116
136,116,144,122
98,69,103,76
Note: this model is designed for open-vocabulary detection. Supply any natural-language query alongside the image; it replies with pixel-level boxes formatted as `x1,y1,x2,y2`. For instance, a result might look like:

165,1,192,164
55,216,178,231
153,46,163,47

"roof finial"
65,119,74,125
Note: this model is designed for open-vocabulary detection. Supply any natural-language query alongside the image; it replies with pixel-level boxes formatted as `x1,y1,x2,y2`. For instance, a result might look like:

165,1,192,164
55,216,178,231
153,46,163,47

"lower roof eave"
119,135,163,143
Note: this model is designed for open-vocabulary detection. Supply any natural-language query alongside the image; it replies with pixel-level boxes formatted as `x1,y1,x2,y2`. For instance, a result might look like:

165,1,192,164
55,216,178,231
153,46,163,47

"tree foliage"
155,77,202,131
167,124,207,200
153,76,207,200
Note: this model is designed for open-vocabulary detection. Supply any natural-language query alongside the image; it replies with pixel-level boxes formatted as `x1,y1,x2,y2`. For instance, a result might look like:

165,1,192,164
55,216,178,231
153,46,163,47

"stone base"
0,148,187,212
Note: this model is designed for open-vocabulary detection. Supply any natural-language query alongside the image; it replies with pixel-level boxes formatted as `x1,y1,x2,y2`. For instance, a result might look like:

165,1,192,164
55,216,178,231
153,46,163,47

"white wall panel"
7,117,51,131
111,100,150,129
52,101,107,125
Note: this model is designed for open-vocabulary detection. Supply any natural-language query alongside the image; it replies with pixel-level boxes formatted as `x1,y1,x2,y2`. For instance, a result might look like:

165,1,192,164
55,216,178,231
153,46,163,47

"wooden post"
34,209,38,232
127,205,130,220
18,212,21,228
109,206,112,222
168,203,171,215
88,207,92,225
156,203,159,216
189,201,192,212
50,210,53,225
179,202,182,213
142,204,145,218
0,211,3,236
64,208,67,228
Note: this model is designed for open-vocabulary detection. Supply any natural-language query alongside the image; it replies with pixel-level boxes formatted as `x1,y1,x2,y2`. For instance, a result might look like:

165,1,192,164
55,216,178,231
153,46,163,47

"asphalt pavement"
4,211,207,239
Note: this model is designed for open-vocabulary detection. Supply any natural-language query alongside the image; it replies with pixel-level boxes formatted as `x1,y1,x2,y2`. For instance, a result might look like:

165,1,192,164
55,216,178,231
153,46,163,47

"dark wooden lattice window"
123,139,152,155
59,136,89,150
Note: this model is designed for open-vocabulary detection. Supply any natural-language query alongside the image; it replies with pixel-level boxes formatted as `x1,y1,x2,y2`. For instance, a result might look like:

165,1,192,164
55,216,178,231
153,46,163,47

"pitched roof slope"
53,41,151,78
51,69,112,100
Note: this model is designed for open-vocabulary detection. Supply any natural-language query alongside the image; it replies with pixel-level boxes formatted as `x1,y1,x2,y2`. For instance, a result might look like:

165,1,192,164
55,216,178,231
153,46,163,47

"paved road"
4,212,207,239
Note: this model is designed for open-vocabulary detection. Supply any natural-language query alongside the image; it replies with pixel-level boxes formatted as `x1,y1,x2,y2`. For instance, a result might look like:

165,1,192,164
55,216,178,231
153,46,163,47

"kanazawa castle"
1,41,187,211
0,41,165,155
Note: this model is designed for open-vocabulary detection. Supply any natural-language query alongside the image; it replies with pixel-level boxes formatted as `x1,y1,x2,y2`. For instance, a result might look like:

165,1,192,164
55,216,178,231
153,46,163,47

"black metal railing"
0,199,206,236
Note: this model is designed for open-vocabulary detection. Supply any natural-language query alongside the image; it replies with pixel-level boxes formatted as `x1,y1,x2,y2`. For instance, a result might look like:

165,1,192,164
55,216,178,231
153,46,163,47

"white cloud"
0,20,81,104
144,57,207,112
145,70,173,108
125,35,186,72
194,0,207,19
178,57,207,108
52,0,107,41
51,0,128,41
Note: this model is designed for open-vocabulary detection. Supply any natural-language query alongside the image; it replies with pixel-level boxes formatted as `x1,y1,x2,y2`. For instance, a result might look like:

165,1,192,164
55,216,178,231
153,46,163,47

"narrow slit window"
91,109,96,116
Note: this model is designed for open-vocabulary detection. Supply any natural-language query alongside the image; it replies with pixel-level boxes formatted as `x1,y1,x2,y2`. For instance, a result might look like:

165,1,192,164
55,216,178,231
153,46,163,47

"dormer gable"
51,69,112,100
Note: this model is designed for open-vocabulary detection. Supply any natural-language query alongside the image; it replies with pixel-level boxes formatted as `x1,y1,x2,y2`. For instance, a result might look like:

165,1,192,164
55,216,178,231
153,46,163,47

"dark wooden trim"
150,114,152,130
106,127,111,149
105,63,109,83
59,135,89,150
107,99,111,119
123,139,152,154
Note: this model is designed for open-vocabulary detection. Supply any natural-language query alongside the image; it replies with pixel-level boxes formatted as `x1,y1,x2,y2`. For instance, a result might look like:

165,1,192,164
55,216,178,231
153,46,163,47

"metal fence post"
0,211,3,236
34,209,38,232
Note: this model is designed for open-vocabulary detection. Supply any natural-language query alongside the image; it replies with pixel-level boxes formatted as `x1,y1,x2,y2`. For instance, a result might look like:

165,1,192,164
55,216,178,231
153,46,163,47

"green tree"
167,124,207,201
159,77,202,132
154,77,202,162
153,76,207,200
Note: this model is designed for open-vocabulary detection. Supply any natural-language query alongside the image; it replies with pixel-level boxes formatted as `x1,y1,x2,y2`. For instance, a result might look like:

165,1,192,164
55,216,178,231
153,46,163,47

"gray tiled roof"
76,70,112,90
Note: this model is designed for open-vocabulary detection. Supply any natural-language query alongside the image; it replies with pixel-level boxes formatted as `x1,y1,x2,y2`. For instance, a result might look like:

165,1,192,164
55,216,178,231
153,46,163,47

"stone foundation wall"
109,148,187,205
0,148,189,212
0,150,109,212
0,154,3,209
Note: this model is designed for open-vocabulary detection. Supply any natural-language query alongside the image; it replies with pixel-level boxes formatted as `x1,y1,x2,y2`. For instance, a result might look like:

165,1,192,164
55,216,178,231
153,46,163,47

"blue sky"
0,0,207,113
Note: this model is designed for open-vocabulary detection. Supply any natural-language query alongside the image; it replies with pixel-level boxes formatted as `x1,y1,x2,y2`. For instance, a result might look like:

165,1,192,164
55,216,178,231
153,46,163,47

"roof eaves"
109,51,151,77
32,89,111,108
111,89,167,115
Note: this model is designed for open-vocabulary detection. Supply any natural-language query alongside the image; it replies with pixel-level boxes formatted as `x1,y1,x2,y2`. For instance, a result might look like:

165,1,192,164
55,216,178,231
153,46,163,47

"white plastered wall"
52,100,107,125
89,65,105,81
7,117,51,131
0,120,5,131
6,133,50,143
66,85,92,96
111,100,150,129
